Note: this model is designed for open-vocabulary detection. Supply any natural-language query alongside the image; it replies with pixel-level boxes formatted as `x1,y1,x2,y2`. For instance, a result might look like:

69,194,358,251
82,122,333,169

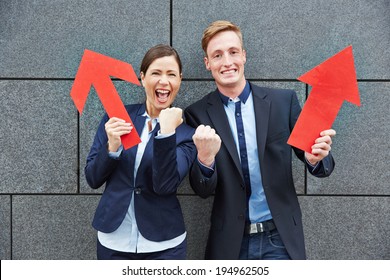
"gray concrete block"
0,0,170,78
179,195,213,259
12,195,99,259
173,0,390,79
300,196,390,259
308,82,390,195
0,81,77,193
0,196,11,259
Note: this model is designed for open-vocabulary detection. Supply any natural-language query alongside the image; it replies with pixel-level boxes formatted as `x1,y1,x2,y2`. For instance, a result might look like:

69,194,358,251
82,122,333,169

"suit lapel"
252,85,270,164
207,91,243,178
137,122,159,174
126,104,147,175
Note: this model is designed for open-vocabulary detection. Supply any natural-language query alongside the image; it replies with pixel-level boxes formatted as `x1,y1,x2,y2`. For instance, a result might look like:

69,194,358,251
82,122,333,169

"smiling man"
184,20,336,260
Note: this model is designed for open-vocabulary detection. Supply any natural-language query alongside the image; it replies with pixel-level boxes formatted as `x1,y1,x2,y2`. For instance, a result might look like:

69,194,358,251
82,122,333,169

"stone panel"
0,0,170,78
300,196,390,259
173,0,390,79
12,195,99,259
308,83,390,195
0,81,77,193
0,196,11,259
180,195,213,259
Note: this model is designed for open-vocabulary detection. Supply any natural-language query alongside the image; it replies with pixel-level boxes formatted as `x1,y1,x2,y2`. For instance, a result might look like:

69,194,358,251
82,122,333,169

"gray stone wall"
0,0,388,260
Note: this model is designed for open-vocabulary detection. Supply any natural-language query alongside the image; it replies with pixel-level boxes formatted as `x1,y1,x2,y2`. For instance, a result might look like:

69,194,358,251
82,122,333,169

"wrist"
198,155,215,167
160,126,175,134
107,141,120,153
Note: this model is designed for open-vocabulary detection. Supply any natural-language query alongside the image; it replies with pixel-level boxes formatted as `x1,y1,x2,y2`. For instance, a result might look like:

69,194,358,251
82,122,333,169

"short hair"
201,20,244,56
140,44,182,74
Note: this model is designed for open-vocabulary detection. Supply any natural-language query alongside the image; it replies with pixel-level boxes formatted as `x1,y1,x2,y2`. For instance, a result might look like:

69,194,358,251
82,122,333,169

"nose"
222,53,232,66
158,75,168,84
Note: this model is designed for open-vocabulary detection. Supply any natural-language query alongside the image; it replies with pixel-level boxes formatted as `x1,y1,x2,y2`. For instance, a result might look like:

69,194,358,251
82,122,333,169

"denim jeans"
238,228,291,260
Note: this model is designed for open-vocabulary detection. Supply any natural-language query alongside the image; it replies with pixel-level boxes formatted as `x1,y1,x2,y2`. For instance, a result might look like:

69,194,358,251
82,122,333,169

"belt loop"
257,222,264,233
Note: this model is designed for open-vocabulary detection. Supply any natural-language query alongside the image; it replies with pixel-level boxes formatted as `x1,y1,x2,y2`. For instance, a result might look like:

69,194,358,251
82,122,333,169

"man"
184,20,336,260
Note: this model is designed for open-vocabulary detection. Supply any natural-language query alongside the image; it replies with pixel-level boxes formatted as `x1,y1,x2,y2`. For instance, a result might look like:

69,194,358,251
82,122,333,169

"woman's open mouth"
156,89,170,103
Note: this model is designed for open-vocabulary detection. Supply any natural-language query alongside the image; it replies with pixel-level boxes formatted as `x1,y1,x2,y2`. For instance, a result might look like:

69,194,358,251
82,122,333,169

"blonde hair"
201,20,244,56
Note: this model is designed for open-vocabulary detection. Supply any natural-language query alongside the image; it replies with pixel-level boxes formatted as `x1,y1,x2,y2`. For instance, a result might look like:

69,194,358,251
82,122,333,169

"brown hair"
140,44,182,75
201,20,244,56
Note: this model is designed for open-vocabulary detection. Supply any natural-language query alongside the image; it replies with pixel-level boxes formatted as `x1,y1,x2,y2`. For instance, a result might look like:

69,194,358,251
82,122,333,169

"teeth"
222,69,236,74
156,89,170,97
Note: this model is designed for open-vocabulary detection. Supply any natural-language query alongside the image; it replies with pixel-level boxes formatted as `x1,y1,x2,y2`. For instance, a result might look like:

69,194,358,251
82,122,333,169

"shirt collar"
218,81,251,106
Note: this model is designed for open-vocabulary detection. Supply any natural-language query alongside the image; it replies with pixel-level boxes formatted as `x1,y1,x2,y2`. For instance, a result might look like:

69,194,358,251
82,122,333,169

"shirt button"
134,188,142,195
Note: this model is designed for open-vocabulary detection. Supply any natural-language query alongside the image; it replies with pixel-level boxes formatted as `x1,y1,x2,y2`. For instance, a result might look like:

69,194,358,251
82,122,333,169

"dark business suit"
184,82,334,259
85,103,196,242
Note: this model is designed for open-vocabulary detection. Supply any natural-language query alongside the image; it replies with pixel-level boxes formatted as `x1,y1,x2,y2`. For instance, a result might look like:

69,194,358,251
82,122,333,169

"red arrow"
287,45,360,153
70,49,141,150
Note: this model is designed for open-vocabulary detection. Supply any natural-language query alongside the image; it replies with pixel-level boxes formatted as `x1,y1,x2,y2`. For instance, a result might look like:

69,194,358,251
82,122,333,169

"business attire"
184,81,335,260
85,103,196,259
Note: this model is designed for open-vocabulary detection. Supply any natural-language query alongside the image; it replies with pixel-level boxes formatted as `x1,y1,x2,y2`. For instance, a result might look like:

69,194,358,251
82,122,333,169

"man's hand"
305,129,336,165
105,117,133,152
159,107,183,134
193,125,221,167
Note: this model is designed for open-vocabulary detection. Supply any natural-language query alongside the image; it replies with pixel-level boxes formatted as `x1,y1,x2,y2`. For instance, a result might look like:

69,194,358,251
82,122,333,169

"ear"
140,72,145,86
204,56,211,71
242,49,247,64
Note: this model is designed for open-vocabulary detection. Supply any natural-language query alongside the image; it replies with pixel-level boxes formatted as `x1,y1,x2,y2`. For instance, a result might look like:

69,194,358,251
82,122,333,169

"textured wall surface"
0,0,388,260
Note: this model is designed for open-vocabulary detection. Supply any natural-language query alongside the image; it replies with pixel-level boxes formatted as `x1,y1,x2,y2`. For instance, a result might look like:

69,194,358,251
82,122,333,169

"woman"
85,44,196,260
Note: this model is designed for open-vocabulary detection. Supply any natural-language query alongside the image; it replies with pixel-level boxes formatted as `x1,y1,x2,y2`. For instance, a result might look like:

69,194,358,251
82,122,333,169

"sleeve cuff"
305,157,320,172
198,158,215,178
108,145,123,159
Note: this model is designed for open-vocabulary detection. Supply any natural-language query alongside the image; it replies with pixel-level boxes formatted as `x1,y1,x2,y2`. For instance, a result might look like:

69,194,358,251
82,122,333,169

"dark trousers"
97,238,187,260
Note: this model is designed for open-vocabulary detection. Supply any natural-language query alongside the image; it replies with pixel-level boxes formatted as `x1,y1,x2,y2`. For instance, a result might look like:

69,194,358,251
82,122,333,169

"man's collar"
218,81,251,106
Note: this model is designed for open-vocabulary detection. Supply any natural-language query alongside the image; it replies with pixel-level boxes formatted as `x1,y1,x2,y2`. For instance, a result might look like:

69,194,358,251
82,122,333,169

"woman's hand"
105,117,133,152
159,107,183,134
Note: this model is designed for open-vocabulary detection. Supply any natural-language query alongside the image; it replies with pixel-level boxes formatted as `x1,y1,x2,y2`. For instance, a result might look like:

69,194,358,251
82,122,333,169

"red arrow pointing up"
70,49,141,150
287,45,360,153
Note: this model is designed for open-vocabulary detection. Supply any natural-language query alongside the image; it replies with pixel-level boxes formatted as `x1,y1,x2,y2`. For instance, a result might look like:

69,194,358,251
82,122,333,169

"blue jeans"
238,228,291,260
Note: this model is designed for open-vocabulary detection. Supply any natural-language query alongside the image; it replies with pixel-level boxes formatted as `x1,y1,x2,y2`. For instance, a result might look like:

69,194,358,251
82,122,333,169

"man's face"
204,30,246,94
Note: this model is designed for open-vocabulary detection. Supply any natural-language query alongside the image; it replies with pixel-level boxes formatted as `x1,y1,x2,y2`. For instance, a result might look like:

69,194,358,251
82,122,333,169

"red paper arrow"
287,45,360,153
70,49,141,149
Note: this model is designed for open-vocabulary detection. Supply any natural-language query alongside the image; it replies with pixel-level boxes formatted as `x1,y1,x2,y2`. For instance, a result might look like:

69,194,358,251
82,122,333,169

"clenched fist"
159,107,183,134
193,125,221,167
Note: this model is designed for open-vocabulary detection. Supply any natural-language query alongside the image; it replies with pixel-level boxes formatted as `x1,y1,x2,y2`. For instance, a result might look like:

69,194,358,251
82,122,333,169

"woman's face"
141,55,182,118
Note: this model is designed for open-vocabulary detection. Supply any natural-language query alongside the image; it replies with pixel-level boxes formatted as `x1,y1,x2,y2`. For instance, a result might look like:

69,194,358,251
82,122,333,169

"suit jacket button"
135,188,142,195
238,214,244,220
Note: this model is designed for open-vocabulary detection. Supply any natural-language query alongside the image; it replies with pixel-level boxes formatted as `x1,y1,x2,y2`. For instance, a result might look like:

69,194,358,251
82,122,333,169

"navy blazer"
184,82,335,259
85,103,196,242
